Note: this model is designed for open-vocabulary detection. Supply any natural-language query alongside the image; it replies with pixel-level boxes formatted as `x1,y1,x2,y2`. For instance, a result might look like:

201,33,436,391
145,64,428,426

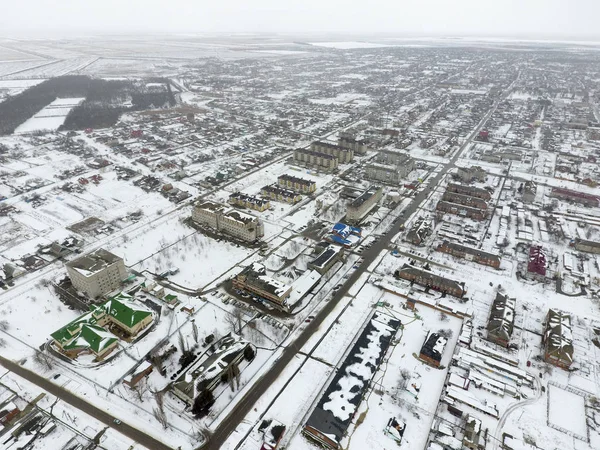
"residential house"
486,293,516,347
260,185,302,204
419,332,447,367
405,218,432,246
527,245,547,277
543,309,574,369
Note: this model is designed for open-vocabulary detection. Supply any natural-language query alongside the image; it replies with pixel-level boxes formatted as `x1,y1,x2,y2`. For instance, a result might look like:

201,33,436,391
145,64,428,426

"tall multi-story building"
293,149,338,172
310,141,354,163
338,136,370,155
277,174,316,194
66,249,128,299
192,200,264,242
346,186,383,223
365,162,412,184
375,149,414,168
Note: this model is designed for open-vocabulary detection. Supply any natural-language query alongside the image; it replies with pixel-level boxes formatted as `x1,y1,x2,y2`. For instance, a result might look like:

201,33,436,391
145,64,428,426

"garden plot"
548,385,587,438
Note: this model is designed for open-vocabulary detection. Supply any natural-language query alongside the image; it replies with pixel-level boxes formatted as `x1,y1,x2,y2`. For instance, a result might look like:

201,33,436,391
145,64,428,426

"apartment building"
550,187,600,208
446,183,492,201
277,174,316,194
436,201,487,221
232,263,292,307
66,249,128,299
338,136,370,155
543,309,574,369
442,191,488,210
365,161,412,184
346,186,383,223
228,192,270,212
456,166,487,183
487,293,516,347
260,184,302,204
437,241,501,269
310,141,354,163
192,200,264,242
395,264,466,298
375,149,414,170
293,149,339,172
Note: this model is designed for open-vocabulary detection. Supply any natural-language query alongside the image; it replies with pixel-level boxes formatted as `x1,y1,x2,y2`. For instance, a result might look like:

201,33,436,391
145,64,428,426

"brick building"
293,149,339,172
437,241,500,269
486,293,516,347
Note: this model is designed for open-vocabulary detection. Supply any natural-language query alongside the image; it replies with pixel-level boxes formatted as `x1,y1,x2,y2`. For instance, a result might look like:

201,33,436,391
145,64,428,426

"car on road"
53,373,61,379
113,419,121,425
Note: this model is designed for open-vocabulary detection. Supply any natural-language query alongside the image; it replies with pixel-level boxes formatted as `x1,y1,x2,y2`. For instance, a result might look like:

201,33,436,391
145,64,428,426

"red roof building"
527,245,547,276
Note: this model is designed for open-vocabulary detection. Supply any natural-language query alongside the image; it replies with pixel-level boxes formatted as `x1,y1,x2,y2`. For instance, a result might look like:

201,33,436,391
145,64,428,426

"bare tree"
192,322,199,344
178,331,187,353
225,309,244,335
153,407,169,429
132,378,147,402
33,351,53,370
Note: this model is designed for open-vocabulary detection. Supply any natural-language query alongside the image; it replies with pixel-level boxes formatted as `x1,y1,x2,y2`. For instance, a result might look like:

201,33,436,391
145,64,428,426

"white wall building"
66,249,127,299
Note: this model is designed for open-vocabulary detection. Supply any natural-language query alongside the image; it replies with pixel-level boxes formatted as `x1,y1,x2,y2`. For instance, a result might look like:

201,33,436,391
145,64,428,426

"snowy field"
15,97,85,133
548,385,587,437
309,41,392,49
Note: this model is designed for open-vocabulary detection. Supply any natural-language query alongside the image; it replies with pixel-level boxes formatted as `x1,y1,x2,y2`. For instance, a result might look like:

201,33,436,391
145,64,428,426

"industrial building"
486,293,516,347
66,249,128,299
228,192,271,212
346,186,382,223
573,238,600,254
293,149,339,172
543,309,574,369
192,200,264,242
232,263,292,307
303,312,400,449
437,241,501,269
277,174,316,194
260,184,302,204
308,245,344,275
329,223,362,247
550,187,600,208
310,141,354,163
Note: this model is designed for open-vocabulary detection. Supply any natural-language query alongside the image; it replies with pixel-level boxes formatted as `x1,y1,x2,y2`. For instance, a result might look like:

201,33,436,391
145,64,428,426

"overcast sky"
1,0,598,39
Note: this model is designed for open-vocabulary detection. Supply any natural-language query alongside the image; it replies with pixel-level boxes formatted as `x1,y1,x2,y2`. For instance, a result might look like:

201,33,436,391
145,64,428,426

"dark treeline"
0,76,94,135
0,75,177,135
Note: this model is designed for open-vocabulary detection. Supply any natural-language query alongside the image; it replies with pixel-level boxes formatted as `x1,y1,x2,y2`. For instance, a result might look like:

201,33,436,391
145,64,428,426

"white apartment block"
192,200,264,242
66,249,127,299
294,149,339,172
346,186,383,223
310,141,354,164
